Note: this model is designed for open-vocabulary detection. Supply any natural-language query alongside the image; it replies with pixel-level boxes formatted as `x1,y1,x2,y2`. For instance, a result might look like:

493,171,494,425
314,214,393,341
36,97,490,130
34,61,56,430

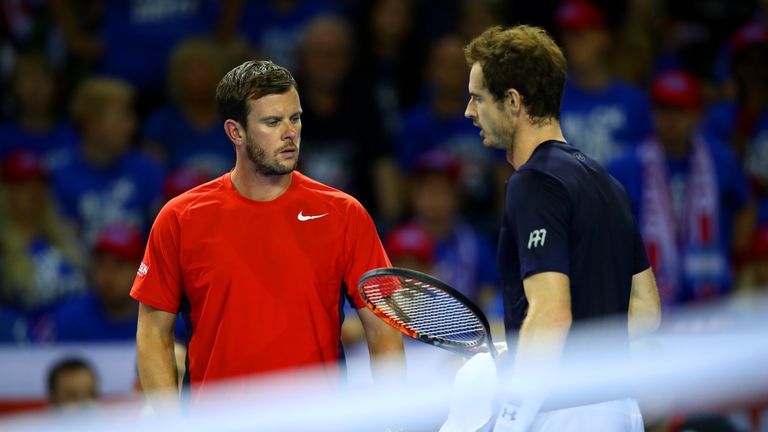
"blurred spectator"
736,225,768,294
0,150,86,315
0,305,29,343
703,23,768,227
407,150,499,312
50,0,230,114
47,225,143,342
456,0,505,42
609,70,753,304
52,77,164,246
385,222,436,275
610,0,665,86
556,0,654,165
353,0,423,140
398,35,508,224
234,0,337,71
295,15,397,218
0,53,78,169
142,37,233,179
47,357,98,410
0,1,65,77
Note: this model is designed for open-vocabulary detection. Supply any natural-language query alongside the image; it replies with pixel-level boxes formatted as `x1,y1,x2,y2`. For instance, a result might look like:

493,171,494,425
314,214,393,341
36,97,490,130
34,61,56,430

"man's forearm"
137,330,179,410
514,313,571,378
367,327,406,381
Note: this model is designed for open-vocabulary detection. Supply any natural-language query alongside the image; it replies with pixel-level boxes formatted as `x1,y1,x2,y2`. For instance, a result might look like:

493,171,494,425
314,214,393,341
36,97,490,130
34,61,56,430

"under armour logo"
501,407,517,421
528,228,547,249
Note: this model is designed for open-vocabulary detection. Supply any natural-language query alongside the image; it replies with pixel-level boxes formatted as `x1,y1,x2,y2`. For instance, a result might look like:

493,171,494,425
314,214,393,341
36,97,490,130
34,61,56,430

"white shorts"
527,399,644,432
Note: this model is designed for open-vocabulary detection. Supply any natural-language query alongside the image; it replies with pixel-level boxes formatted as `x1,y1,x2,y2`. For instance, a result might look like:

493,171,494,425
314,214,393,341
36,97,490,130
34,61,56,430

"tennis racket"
358,267,497,357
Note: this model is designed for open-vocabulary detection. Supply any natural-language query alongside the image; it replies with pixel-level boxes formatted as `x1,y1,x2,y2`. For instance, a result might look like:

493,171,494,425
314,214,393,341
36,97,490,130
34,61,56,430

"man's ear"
224,119,245,148
506,88,522,117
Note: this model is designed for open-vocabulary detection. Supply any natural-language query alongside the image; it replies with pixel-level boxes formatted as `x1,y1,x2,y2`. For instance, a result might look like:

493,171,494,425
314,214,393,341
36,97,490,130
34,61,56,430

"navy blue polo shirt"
498,140,649,347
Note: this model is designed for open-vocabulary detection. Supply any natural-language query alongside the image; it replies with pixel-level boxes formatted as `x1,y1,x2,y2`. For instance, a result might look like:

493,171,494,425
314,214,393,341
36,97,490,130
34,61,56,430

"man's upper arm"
507,170,571,279
356,306,403,353
629,267,661,335
137,302,178,338
342,200,391,308
522,272,571,324
130,204,183,313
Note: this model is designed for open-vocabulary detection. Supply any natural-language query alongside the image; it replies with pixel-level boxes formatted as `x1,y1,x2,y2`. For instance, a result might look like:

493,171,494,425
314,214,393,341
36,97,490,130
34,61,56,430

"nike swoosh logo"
298,211,328,221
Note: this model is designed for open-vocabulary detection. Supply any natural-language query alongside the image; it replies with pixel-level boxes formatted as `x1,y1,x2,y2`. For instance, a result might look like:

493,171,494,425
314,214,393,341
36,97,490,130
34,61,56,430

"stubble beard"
245,135,299,176
485,122,515,152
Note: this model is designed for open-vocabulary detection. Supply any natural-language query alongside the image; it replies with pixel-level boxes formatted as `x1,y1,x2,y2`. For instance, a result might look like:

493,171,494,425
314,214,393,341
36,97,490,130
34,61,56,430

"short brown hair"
215,60,297,127
465,25,567,122
70,77,134,124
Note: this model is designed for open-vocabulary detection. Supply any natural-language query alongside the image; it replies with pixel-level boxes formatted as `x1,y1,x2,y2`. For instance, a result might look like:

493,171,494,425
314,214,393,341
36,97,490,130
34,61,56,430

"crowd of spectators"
0,0,767,426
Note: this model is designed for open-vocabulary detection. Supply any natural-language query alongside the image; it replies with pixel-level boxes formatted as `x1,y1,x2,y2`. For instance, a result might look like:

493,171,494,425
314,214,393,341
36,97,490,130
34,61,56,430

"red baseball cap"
93,224,145,263
730,23,768,56
0,150,47,183
163,167,208,201
412,149,461,182
651,69,702,110
385,223,435,264
555,0,606,31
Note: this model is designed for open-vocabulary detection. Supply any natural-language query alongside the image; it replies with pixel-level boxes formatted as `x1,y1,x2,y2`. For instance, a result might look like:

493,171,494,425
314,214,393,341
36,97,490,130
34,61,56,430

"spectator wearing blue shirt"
53,78,164,247
703,23,768,226
609,70,754,304
0,150,86,317
142,38,233,179
295,16,398,219
49,225,144,342
235,0,337,71
407,150,500,313
398,35,509,224
0,53,78,169
555,0,653,166
51,0,229,113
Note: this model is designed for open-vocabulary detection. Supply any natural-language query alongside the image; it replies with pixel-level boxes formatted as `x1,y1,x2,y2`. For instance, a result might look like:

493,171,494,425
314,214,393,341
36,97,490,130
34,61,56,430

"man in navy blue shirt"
463,25,661,431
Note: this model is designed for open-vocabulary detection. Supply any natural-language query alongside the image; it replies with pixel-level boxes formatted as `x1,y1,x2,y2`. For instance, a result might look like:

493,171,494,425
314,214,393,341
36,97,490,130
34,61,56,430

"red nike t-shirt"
130,171,390,394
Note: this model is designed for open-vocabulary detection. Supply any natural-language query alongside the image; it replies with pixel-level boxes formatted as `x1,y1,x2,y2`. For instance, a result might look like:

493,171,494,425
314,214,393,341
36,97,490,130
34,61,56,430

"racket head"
358,267,496,357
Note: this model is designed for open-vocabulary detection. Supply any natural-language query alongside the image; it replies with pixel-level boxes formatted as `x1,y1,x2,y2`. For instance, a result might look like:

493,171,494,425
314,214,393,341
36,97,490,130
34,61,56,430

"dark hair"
47,357,97,396
215,60,298,127
465,25,567,123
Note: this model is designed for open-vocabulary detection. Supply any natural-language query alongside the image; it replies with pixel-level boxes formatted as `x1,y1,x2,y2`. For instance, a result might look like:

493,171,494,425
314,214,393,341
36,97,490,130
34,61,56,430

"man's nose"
464,101,475,119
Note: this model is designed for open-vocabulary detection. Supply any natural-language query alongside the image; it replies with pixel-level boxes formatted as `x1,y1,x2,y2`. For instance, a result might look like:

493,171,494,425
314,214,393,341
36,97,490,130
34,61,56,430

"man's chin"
482,137,503,150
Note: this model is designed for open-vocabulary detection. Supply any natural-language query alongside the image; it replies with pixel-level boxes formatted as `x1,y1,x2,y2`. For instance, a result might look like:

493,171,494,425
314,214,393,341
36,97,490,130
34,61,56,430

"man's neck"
230,163,293,202
508,119,566,170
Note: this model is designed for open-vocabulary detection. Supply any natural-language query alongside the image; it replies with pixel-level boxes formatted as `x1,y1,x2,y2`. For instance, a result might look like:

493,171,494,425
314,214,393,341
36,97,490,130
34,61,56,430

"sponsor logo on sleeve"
137,262,149,277
527,229,547,249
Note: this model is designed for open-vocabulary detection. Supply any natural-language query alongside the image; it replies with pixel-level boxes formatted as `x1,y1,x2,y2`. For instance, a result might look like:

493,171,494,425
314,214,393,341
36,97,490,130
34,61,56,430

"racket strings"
362,276,486,348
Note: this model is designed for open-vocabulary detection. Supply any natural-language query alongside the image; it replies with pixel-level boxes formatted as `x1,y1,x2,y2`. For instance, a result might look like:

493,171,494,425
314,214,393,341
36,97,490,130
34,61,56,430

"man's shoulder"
161,175,227,216
519,142,580,180
294,171,365,210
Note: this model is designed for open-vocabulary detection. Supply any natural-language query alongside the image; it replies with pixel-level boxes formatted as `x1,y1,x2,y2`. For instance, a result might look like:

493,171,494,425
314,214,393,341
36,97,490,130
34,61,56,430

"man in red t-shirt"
131,60,404,408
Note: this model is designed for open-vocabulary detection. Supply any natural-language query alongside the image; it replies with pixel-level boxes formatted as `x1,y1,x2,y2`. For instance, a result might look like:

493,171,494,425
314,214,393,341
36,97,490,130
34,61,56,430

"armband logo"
527,229,547,249
137,262,149,277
